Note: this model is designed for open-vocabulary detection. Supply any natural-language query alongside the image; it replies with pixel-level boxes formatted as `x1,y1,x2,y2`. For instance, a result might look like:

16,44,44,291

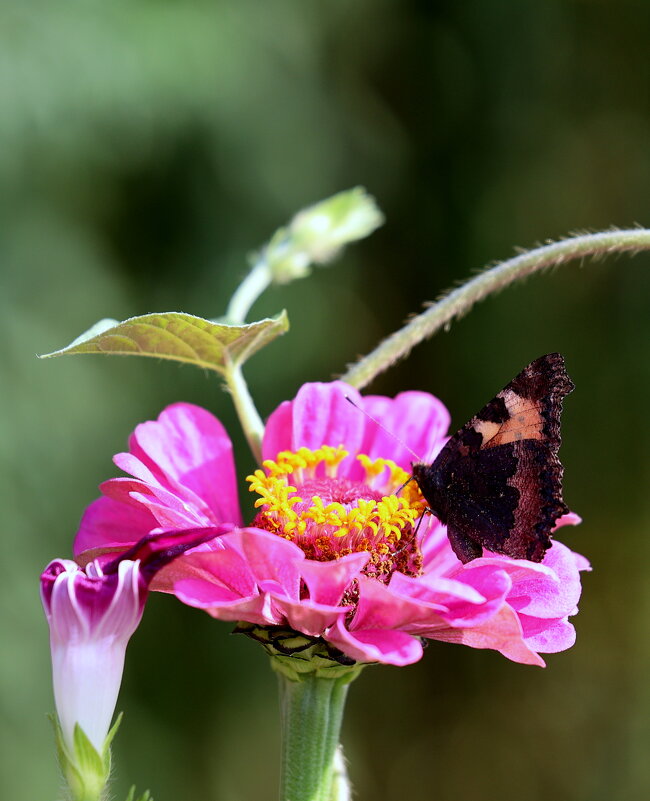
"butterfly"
412,353,574,564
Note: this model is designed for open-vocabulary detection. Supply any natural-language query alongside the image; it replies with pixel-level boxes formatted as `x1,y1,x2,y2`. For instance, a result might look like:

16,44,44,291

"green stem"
277,671,356,801
226,258,271,324
223,361,264,463
341,228,650,389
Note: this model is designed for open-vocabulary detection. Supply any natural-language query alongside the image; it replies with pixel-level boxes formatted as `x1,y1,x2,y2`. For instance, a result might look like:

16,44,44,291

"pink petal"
573,552,592,572
177,581,275,625
423,605,545,667
236,529,304,599
128,403,242,525
396,565,512,627
114,451,218,521
74,496,157,557
270,593,351,637
351,576,441,631
100,478,207,527
150,535,229,592
519,614,576,653
171,529,305,622
360,391,451,470
327,618,424,666
390,571,483,610
419,519,459,573
172,547,257,600
261,399,294,462
553,512,582,531
128,496,205,530
262,382,365,463
299,552,370,606
500,541,585,619
172,547,279,624
112,451,161,485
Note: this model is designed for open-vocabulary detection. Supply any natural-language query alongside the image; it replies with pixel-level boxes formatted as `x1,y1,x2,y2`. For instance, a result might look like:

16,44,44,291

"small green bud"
265,187,384,284
289,187,384,264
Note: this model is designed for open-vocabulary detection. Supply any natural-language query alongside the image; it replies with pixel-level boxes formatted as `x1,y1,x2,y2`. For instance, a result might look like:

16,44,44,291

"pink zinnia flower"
75,383,588,668
42,528,224,753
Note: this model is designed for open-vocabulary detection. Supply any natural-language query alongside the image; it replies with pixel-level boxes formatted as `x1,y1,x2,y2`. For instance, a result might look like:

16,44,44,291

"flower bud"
41,528,225,800
41,558,145,755
266,188,384,284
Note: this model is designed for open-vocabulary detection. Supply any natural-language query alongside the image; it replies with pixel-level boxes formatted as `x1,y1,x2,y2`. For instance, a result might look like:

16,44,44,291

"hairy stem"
278,672,355,801
342,228,650,389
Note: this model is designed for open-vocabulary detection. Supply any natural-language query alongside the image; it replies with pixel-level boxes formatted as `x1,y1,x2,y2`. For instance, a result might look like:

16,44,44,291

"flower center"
246,446,426,581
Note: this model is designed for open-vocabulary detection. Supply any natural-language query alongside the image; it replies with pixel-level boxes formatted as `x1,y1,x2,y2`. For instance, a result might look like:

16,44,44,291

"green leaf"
39,310,290,374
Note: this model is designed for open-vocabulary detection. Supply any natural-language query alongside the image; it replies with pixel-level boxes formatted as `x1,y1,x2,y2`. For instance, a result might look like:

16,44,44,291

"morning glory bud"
41,557,146,756
40,527,227,801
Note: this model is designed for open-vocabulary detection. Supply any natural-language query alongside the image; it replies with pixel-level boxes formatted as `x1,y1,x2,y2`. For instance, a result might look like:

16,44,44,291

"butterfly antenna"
344,395,423,467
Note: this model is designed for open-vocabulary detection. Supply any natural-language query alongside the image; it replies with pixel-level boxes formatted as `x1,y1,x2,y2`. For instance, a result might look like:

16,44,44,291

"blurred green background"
2,1,649,800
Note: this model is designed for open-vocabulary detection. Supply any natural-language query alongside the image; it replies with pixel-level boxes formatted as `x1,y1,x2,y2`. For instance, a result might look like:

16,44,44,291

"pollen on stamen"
246,446,426,581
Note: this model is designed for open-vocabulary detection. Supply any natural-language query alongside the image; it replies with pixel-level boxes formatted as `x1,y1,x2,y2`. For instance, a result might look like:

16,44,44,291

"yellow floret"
245,446,426,546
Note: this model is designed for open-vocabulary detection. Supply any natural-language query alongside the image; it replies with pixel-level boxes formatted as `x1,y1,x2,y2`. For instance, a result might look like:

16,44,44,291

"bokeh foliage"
2,2,649,800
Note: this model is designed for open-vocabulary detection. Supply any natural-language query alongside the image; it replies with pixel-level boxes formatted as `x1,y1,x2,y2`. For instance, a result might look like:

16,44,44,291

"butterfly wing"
413,353,574,563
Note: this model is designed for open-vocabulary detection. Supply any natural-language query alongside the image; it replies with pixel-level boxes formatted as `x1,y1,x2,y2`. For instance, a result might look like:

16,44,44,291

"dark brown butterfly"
412,353,574,564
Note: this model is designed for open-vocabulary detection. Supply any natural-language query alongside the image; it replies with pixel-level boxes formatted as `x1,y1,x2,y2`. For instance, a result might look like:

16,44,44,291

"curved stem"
278,671,356,801
226,258,271,324
341,228,650,389
223,361,264,463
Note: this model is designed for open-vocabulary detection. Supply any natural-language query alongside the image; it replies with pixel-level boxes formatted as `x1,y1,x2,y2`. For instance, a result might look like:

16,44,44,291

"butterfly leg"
412,508,431,540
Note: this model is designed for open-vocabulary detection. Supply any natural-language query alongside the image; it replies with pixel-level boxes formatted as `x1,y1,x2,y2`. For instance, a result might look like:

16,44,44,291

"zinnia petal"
75,496,158,557
360,391,451,469
327,618,424,666
423,605,546,667
127,403,242,525
262,382,365,464
74,403,242,568
518,614,577,653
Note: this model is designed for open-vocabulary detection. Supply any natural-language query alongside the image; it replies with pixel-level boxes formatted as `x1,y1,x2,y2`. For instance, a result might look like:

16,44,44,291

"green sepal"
49,718,105,801
234,623,366,683
39,310,289,374
49,714,115,801
124,786,153,801
103,712,123,765
72,724,108,796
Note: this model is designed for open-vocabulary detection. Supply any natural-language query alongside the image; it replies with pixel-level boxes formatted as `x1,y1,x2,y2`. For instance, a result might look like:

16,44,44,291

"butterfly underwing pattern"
412,353,574,564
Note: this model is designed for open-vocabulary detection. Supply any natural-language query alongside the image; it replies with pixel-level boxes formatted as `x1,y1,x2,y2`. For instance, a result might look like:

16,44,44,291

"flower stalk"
223,359,264,463
226,257,271,325
342,228,650,389
275,665,361,801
